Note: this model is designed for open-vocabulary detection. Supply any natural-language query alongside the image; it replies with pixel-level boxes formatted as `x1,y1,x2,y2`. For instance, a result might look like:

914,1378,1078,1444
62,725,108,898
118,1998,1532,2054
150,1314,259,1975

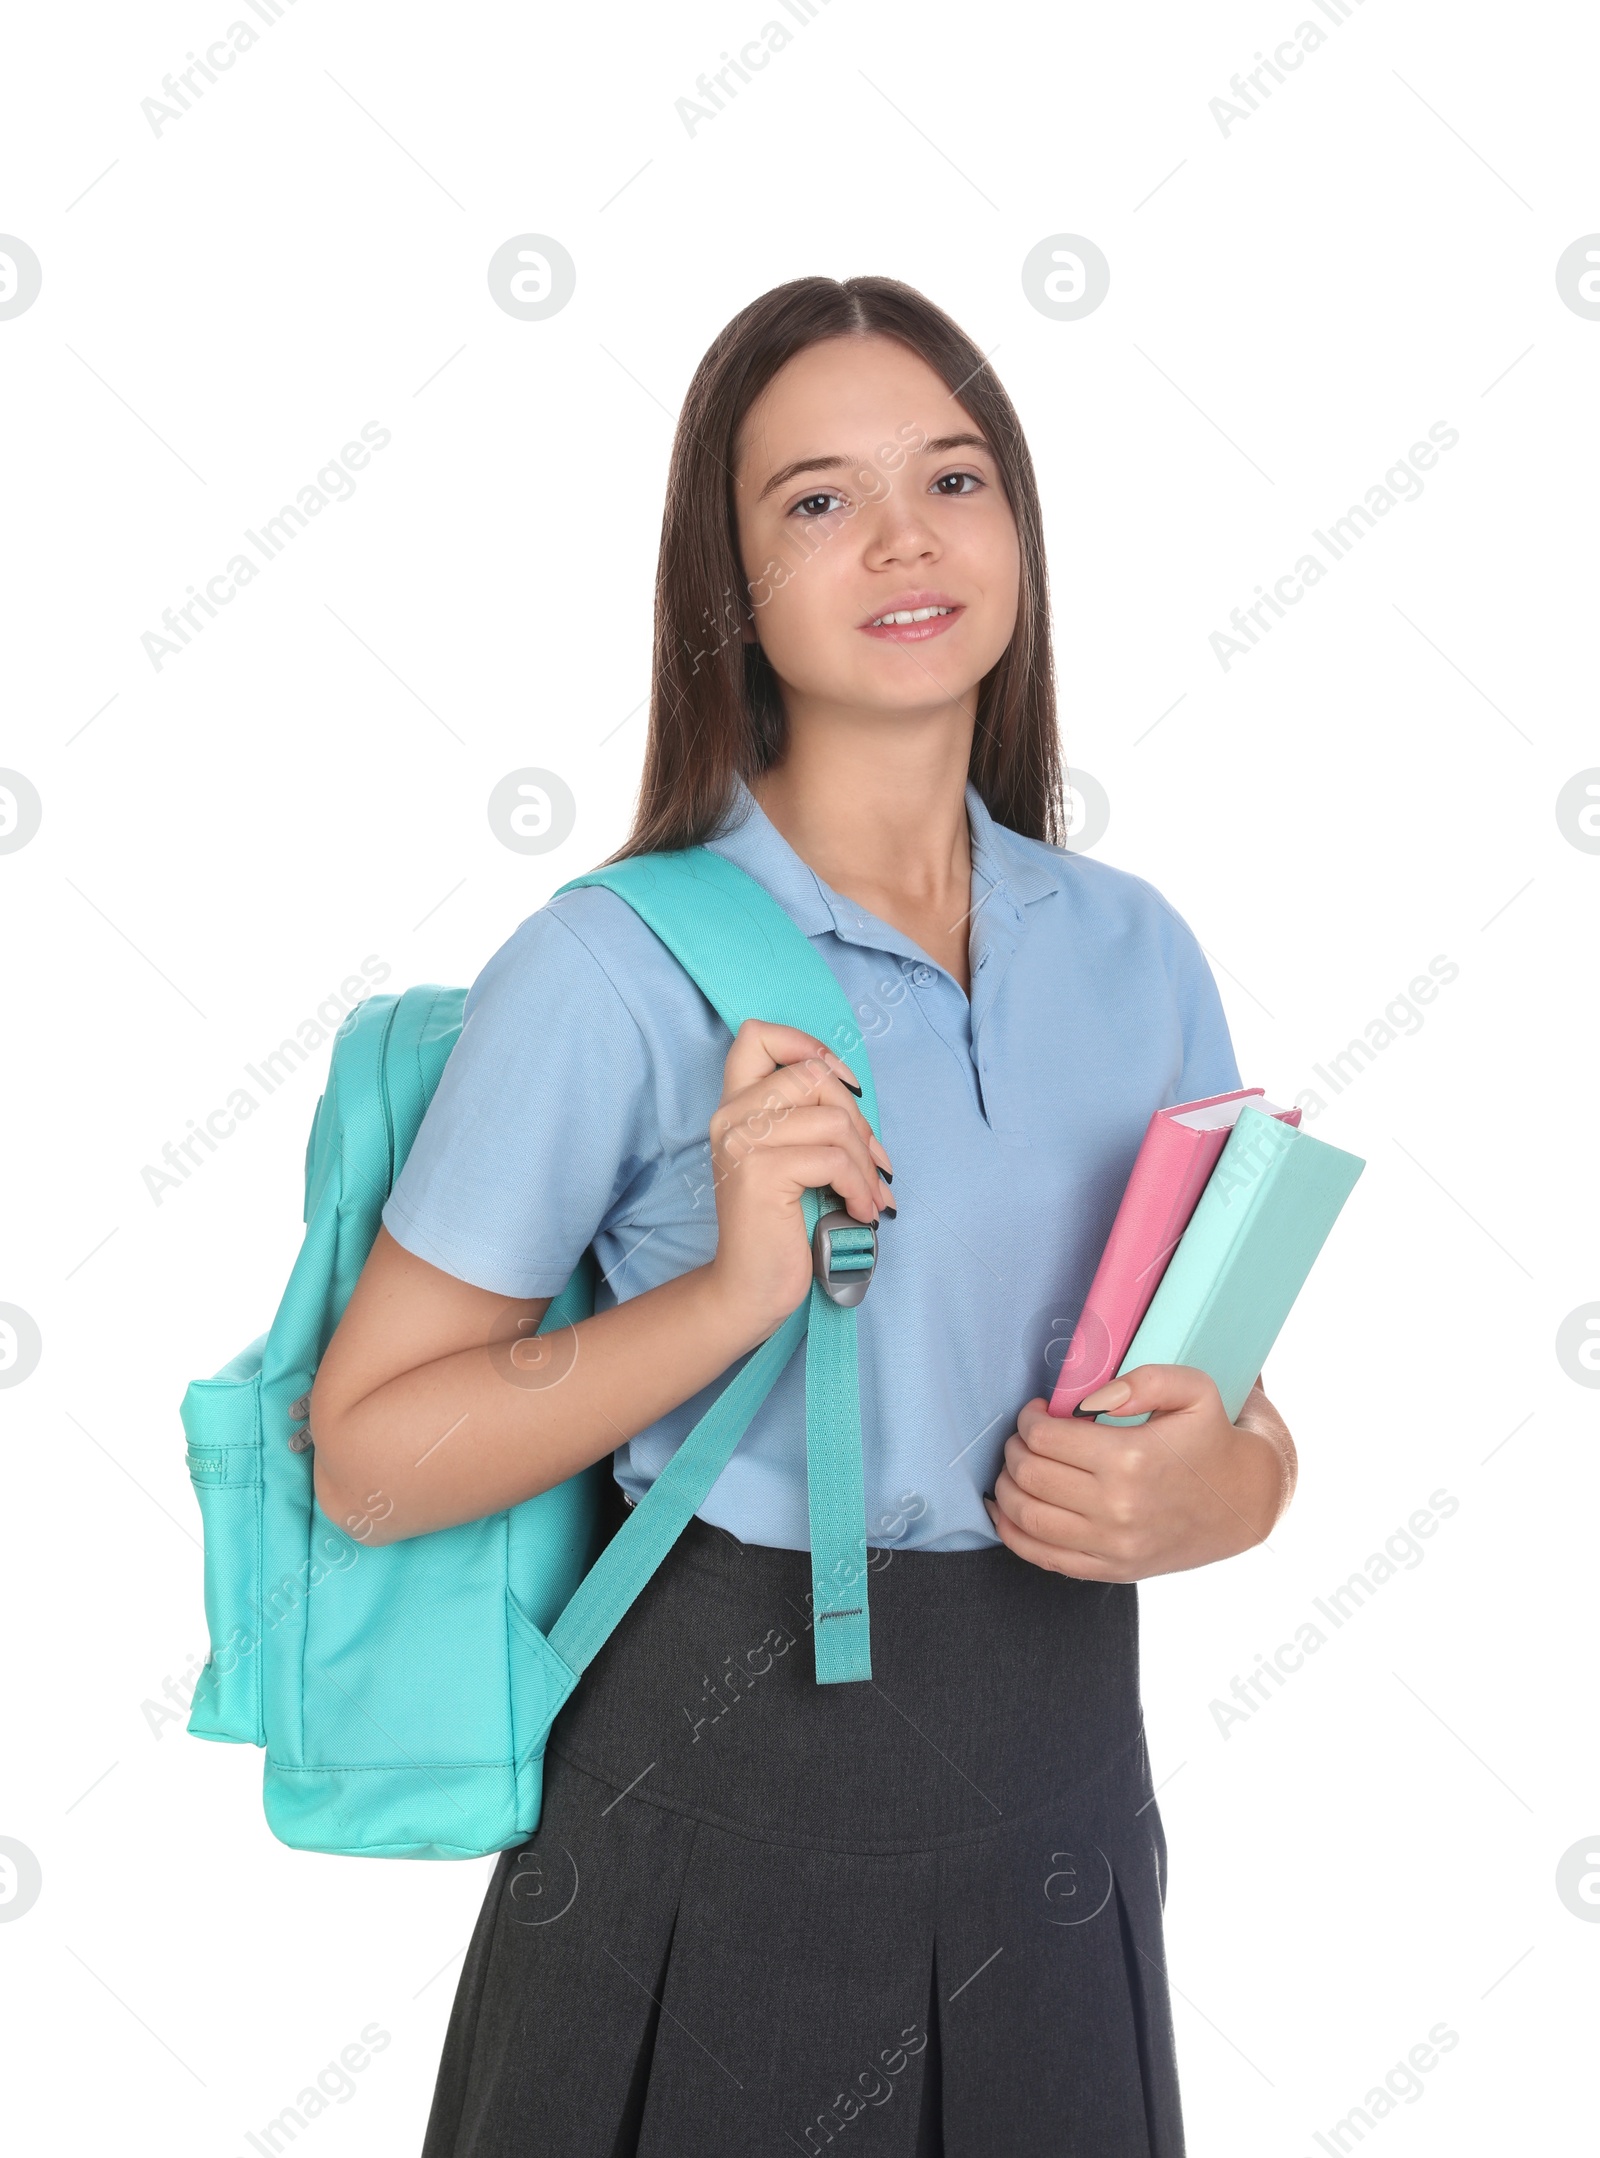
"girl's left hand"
983,1366,1296,1582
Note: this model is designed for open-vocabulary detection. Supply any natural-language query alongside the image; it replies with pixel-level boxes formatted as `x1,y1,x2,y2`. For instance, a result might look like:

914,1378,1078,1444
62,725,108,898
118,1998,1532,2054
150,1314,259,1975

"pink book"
1046,1088,1303,1417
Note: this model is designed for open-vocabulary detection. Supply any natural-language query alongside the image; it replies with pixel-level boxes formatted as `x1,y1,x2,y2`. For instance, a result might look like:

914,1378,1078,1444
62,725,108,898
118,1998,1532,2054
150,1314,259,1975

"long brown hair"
607,275,1064,862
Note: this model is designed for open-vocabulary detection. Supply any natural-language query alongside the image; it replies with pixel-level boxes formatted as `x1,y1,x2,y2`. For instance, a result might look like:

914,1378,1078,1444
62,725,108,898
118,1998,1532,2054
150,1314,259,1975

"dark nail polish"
878,1168,893,1184
840,1076,863,1097
879,1202,897,1219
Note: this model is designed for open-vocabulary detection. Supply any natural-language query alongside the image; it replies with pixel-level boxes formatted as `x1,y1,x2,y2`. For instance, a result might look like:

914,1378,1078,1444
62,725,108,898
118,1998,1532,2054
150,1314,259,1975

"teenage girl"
309,274,1296,2158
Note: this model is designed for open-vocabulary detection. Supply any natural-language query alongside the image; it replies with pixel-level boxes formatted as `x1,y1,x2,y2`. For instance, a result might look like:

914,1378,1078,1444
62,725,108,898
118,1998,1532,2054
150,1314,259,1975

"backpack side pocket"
182,1337,268,1746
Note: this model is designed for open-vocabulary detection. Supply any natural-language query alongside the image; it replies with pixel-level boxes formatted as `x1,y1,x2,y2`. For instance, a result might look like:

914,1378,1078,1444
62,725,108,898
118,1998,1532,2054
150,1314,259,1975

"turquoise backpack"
181,849,882,1859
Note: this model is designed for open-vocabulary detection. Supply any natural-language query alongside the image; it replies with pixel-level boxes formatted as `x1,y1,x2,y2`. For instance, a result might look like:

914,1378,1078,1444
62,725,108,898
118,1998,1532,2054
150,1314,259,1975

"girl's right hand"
703,1020,894,1342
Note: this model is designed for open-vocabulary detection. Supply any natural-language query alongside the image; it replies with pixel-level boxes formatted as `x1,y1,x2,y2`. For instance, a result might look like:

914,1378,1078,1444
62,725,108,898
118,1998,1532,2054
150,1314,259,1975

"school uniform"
382,775,1241,2156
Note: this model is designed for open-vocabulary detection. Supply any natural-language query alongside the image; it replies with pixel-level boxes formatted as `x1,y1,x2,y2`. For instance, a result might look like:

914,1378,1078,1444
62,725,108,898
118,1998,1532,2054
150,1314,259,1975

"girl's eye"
931,470,983,496
791,490,848,519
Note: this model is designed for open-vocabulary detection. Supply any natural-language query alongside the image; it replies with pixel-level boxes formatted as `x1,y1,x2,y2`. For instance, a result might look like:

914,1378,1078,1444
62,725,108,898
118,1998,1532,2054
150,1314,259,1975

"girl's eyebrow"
754,432,993,502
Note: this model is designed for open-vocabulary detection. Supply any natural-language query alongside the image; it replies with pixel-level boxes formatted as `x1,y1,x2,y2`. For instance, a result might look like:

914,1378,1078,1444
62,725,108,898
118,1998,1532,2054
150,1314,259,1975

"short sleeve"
380,905,658,1298
1157,895,1243,1104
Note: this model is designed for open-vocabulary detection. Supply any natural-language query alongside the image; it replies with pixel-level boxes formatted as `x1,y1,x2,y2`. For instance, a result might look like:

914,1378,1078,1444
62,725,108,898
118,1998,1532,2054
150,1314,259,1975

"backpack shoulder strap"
559,847,881,1126
547,847,879,1685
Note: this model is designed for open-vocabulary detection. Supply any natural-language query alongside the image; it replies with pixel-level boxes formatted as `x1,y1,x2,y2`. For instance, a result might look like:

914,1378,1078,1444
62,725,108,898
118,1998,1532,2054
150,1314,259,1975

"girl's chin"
766,655,986,718
834,683,980,720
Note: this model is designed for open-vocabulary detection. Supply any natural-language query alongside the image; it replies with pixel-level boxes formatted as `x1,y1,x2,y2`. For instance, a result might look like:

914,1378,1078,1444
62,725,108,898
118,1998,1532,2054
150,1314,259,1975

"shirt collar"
703,774,837,937
705,772,1060,957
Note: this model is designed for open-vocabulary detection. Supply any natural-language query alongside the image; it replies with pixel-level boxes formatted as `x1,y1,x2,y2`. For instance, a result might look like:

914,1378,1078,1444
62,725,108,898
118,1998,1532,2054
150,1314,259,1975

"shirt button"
910,964,935,986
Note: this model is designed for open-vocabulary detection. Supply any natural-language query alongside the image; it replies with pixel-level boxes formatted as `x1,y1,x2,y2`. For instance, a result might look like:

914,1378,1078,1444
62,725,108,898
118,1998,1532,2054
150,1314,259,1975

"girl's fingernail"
1079,1378,1132,1413
877,1167,893,1184
841,1075,864,1097
879,1199,897,1219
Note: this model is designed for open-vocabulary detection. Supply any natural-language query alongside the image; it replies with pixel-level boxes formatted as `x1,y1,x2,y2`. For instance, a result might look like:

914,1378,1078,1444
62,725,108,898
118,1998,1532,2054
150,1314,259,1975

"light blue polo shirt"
381,775,1240,1553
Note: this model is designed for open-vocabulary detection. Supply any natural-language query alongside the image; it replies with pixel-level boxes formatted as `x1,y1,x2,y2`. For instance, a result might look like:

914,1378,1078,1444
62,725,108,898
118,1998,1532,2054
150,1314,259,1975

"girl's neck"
748,712,978,993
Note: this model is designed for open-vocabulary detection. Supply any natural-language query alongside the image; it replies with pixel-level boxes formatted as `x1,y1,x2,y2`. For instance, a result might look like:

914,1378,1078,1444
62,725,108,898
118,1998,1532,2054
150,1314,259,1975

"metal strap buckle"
810,1190,878,1308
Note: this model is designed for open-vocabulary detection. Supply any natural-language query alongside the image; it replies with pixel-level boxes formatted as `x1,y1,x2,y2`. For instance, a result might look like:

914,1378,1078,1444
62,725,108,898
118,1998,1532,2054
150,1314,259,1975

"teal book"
1095,1107,1365,1427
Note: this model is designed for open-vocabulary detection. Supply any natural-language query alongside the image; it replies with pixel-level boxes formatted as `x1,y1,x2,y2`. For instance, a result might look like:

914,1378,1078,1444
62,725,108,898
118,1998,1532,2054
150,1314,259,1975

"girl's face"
731,334,1022,725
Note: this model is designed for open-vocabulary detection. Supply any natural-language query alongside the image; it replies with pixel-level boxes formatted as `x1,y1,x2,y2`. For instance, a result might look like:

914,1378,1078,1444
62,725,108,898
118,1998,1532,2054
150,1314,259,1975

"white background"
2,1,1596,2151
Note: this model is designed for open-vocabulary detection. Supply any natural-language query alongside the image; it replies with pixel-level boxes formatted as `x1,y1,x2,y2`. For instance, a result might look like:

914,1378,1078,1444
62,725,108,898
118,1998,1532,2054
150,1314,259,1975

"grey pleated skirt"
421,1511,1187,2157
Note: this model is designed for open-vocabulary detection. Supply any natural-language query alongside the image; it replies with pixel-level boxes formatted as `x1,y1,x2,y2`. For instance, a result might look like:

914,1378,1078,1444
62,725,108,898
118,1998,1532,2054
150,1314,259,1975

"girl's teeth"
872,606,953,626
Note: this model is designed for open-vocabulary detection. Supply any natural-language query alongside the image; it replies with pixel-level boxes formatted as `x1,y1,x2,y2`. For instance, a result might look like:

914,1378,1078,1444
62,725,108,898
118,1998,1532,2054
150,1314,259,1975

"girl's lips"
858,605,965,644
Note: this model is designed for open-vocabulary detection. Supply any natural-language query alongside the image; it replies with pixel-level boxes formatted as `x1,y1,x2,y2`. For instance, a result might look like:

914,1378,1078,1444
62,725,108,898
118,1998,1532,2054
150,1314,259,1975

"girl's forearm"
313,1265,768,1546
